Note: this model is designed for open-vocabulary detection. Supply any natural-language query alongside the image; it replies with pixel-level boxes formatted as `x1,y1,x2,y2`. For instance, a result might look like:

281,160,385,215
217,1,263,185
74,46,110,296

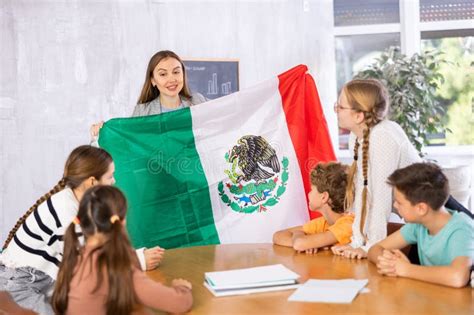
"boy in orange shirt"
273,162,354,254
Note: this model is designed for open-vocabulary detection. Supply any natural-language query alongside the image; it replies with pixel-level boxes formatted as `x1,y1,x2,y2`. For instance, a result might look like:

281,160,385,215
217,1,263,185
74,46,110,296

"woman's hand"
90,121,104,140
144,246,165,270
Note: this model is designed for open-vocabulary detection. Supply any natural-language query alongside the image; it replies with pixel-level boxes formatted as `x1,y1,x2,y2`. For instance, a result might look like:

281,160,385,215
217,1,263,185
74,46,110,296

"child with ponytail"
0,145,162,315
52,186,193,315
331,79,421,259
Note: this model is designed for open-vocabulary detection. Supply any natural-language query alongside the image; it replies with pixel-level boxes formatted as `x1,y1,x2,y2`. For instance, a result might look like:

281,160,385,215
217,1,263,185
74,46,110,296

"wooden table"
147,244,473,314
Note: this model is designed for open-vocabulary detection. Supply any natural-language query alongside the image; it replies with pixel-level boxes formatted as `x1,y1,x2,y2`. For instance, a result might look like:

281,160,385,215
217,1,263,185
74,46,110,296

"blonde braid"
359,128,371,237
2,179,66,250
342,78,387,241
344,139,360,212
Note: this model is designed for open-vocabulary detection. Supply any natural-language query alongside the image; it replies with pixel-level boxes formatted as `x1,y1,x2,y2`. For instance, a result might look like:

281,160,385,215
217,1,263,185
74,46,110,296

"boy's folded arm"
368,230,409,264
400,256,472,288
292,230,337,252
273,226,303,247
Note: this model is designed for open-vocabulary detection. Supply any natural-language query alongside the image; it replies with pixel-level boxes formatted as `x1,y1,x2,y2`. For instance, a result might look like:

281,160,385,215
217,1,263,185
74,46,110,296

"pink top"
66,246,192,315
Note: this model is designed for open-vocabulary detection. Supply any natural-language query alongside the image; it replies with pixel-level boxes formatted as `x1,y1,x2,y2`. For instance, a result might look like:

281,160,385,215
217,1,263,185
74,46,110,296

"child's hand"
390,249,411,277
376,249,397,276
376,249,410,277
331,244,352,256
299,247,318,255
342,247,367,259
291,230,305,243
144,246,165,270
172,278,192,290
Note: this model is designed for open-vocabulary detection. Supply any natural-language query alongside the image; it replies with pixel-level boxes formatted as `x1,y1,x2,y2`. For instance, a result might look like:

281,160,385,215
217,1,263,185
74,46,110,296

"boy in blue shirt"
368,162,473,288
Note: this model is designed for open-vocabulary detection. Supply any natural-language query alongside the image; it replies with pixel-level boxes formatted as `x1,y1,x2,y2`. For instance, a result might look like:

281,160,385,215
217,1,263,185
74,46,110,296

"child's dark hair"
387,162,449,210
310,162,348,213
2,145,112,250
52,186,139,315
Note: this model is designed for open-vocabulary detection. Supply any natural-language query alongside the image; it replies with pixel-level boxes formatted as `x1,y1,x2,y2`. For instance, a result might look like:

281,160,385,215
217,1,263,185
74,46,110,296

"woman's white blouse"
348,120,421,251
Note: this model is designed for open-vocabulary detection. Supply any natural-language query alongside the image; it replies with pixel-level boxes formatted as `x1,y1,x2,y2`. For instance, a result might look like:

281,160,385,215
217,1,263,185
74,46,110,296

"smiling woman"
133,50,207,116
89,50,207,140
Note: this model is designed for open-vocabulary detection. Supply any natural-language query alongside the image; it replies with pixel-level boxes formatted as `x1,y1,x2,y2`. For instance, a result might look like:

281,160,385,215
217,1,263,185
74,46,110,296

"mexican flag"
99,65,335,249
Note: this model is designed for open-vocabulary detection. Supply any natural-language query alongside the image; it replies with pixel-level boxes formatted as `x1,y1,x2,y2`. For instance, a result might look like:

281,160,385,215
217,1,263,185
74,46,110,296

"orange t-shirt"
302,213,354,245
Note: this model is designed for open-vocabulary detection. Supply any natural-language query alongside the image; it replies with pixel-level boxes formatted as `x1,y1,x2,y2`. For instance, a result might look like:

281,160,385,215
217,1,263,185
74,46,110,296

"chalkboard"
183,59,239,100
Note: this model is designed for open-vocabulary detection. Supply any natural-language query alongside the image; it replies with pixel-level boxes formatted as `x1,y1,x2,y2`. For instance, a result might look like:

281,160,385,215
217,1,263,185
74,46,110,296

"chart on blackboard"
183,59,239,100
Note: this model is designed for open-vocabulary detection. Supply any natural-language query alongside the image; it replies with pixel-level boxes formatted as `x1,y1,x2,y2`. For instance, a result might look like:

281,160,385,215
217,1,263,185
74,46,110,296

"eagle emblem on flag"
218,135,289,213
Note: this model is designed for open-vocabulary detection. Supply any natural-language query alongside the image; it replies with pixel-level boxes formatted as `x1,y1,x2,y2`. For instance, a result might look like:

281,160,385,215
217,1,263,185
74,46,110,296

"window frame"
332,0,474,155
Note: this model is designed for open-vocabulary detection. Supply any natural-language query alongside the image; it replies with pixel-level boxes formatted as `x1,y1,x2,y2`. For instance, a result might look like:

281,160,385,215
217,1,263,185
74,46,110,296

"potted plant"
355,47,472,208
354,46,448,155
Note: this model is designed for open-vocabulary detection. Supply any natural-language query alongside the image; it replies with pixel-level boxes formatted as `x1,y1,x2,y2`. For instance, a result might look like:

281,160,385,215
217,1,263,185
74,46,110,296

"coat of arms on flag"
99,65,336,249
218,135,289,214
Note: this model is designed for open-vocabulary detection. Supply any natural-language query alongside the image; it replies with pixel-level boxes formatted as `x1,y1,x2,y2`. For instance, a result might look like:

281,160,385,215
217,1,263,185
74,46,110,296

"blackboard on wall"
183,59,239,100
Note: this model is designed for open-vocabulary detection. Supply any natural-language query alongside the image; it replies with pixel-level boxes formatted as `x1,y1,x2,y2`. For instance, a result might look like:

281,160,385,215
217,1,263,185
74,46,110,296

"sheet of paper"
205,264,299,289
288,279,368,304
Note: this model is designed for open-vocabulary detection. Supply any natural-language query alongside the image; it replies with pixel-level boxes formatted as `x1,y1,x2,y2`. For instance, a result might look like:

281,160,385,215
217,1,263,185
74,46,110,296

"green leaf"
221,194,230,204
264,198,278,206
244,206,259,213
230,203,241,212
276,186,286,197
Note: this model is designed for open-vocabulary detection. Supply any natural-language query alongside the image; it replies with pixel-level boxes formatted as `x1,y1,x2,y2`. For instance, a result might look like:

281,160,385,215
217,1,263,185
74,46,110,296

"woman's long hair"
137,50,192,104
342,79,388,236
52,186,139,315
2,145,113,250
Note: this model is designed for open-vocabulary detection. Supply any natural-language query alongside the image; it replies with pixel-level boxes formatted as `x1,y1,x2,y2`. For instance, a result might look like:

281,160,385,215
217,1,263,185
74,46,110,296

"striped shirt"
0,188,78,280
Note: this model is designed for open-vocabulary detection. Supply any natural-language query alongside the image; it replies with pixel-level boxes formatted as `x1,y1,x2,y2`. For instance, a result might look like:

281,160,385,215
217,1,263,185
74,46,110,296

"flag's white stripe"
191,77,309,243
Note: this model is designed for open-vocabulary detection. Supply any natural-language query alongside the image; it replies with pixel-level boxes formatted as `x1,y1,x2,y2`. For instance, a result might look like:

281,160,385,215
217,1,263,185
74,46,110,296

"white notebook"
205,264,299,291
204,281,301,297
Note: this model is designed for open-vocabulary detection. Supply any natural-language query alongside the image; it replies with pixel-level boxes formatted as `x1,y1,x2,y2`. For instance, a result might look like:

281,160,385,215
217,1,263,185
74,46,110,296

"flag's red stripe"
278,65,336,219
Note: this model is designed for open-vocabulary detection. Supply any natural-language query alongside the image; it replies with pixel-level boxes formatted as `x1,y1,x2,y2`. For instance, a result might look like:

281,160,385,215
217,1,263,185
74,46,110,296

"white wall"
0,0,337,243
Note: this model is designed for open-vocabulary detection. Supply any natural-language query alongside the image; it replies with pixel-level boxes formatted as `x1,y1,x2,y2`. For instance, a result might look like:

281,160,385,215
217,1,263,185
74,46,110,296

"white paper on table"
205,264,299,290
288,279,368,303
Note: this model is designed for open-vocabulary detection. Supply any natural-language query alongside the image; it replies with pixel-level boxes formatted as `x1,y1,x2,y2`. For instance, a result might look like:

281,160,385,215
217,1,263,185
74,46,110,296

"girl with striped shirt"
0,145,162,314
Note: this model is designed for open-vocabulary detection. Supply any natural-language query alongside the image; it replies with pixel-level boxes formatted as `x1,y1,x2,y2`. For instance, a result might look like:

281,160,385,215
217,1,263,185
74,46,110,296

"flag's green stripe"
99,108,220,249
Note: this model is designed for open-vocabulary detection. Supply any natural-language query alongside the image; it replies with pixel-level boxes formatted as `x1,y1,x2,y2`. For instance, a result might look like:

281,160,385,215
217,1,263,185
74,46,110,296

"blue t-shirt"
401,210,473,266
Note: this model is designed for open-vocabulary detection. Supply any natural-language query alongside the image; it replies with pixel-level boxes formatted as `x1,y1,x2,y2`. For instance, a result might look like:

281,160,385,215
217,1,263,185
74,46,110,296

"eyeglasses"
333,102,353,112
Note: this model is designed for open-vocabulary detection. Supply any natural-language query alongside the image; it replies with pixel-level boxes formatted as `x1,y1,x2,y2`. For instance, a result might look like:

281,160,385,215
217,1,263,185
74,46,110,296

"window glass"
335,33,401,149
421,32,474,145
334,0,400,26
420,0,474,22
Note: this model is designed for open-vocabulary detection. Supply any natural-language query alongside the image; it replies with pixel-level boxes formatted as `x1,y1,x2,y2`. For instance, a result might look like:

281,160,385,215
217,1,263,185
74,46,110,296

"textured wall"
0,0,337,243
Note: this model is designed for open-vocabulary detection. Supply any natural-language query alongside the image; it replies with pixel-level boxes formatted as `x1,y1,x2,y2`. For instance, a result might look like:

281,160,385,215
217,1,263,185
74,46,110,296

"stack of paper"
204,264,300,297
288,279,368,303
